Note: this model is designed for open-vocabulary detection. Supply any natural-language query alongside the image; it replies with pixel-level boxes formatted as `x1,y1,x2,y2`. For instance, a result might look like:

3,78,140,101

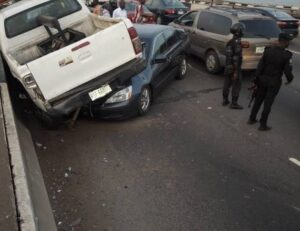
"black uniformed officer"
222,23,246,109
248,33,294,131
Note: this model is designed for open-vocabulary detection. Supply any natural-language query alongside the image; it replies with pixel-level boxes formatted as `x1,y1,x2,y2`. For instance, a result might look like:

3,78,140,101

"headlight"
105,86,132,104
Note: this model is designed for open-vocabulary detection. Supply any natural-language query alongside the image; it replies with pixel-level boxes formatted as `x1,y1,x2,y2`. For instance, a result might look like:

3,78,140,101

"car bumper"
281,29,299,38
242,56,262,70
45,58,146,117
90,96,139,120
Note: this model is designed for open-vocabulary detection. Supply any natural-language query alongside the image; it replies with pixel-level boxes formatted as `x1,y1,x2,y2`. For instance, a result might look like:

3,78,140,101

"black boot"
230,96,243,109
222,97,230,106
258,124,272,131
247,118,257,125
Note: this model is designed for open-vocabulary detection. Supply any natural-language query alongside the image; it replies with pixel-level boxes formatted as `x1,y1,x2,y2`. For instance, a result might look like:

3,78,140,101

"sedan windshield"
240,19,281,39
5,0,81,38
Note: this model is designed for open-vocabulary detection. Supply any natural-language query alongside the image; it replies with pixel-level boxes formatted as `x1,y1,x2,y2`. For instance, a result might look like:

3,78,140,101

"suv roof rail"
209,6,264,17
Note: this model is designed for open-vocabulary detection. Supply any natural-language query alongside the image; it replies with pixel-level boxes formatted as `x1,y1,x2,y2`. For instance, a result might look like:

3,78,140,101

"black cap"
278,33,292,42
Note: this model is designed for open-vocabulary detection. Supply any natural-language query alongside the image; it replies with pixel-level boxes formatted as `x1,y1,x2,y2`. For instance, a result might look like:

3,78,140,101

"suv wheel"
205,51,221,74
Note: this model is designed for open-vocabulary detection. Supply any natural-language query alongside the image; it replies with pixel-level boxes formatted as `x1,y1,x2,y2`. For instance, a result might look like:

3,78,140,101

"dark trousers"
223,73,242,100
250,81,281,126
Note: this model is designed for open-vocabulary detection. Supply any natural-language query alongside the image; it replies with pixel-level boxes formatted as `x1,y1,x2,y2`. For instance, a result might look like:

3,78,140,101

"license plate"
178,10,184,15
255,46,265,54
89,85,112,101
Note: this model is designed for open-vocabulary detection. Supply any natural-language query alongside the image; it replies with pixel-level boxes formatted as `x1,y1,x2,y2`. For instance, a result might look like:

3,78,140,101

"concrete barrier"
0,55,57,231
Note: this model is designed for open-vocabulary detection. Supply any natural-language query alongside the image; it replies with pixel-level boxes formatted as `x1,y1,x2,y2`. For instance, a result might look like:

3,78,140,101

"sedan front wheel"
137,86,151,115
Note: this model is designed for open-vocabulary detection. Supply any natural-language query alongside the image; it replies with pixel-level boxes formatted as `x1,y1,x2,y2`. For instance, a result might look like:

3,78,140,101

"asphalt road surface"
24,38,300,231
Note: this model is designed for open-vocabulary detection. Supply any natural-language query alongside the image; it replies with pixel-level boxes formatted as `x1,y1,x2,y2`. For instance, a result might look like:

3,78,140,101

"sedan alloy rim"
181,58,187,76
140,88,150,111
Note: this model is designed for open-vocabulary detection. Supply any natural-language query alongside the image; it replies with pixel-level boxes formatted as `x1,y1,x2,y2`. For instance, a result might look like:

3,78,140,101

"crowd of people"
91,0,146,22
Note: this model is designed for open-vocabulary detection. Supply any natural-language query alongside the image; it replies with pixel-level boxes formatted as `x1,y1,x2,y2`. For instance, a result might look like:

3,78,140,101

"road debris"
207,106,213,110
70,218,82,227
35,142,43,148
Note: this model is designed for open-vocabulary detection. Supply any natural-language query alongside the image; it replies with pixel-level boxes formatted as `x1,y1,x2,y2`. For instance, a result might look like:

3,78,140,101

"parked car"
88,24,189,119
145,0,188,25
170,7,281,74
247,7,299,39
126,1,156,24
0,0,144,127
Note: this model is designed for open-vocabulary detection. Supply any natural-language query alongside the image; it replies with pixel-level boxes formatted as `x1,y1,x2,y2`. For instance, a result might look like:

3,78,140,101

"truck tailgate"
27,21,136,101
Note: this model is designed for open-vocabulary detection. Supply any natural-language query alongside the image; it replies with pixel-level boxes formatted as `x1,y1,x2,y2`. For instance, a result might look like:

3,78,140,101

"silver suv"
170,7,281,74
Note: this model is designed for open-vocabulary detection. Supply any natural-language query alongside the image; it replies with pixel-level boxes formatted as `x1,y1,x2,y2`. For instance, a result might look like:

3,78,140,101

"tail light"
277,21,287,28
241,41,250,48
23,74,37,89
128,27,142,55
165,9,175,14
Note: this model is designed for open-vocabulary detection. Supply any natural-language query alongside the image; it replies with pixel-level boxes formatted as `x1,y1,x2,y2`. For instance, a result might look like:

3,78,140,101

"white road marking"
289,157,300,167
290,50,300,55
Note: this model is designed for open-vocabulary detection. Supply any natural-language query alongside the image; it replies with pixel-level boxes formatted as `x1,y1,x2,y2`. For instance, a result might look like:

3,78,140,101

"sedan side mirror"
152,54,168,64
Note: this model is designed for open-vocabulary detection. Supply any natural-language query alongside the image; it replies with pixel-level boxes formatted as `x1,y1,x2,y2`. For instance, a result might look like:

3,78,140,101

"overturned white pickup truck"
0,0,144,124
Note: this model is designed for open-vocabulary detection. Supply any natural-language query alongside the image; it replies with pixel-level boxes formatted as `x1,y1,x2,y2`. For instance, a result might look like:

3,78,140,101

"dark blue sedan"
88,24,189,119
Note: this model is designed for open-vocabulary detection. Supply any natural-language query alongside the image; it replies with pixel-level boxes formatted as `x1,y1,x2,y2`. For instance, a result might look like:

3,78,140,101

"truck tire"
34,107,60,129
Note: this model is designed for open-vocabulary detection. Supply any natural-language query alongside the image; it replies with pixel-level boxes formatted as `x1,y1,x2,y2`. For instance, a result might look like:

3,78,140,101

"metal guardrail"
195,0,300,18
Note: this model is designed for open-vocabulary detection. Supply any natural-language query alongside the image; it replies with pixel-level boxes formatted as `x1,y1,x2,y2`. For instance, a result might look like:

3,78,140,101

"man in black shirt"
248,33,294,131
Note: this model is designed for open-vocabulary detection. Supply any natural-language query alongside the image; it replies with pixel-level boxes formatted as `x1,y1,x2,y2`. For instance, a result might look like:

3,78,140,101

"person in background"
102,4,111,17
248,33,294,131
134,0,146,23
112,0,127,19
92,0,101,15
222,22,245,109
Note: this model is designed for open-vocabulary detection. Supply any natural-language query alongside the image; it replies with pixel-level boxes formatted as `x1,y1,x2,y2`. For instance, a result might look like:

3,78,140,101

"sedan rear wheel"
176,55,187,80
138,86,151,115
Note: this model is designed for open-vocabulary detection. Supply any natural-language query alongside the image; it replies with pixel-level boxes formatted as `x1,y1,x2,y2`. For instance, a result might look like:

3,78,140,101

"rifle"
248,84,257,108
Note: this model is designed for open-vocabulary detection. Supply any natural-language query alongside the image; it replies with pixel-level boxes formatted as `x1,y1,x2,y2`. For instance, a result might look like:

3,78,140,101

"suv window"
241,19,281,39
153,34,168,56
5,0,81,38
197,11,232,35
178,11,197,27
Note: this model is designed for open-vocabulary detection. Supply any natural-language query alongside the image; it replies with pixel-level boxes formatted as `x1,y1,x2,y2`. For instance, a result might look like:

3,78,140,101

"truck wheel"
176,55,187,80
137,86,151,116
34,107,60,129
205,50,221,74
